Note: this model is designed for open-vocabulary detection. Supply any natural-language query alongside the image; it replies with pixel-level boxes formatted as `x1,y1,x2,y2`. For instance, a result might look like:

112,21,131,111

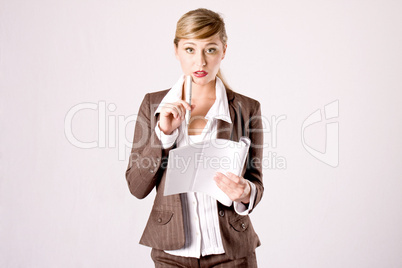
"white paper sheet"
164,137,251,206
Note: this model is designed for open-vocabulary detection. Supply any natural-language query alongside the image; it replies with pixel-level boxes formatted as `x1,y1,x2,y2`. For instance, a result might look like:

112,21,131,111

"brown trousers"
151,248,258,268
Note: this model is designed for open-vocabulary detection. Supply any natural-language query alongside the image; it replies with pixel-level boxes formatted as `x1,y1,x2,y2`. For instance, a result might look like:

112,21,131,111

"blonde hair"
174,8,230,90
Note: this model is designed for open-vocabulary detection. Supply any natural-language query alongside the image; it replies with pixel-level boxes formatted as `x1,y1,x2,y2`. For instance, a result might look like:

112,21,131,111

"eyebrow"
183,42,219,46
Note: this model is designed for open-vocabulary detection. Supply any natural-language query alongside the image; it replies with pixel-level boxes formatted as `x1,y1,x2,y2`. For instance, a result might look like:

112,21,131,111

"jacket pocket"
229,215,250,232
151,210,174,225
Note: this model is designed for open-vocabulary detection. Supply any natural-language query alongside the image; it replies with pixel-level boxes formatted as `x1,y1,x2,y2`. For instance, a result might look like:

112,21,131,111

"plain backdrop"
1,0,402,267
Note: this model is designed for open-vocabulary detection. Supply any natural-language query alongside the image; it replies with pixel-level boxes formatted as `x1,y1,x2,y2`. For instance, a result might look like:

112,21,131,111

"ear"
221,44,227,60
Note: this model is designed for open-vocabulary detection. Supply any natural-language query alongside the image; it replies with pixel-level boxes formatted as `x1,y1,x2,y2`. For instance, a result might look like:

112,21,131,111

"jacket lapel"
216,88,237,141
153,87,238,141
216,118,232,140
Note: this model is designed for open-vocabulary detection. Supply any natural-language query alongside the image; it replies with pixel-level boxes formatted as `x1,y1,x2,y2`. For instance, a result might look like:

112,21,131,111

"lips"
193,70,208,78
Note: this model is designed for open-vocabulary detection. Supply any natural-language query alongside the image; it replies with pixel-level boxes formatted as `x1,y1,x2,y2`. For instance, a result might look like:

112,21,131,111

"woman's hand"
214,172,251,204
159,100,193,135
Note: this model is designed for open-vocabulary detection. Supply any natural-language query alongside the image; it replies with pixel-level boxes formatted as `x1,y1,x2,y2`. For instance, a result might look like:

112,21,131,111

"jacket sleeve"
125,93,175,199
245,100,264,212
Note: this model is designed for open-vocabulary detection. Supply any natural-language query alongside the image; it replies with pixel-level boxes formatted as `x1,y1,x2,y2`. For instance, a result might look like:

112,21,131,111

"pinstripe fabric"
125,87,264,259
151,248,258,267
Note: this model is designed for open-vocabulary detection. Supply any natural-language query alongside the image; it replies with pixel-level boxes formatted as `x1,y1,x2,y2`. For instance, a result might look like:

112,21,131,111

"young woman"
125,8,264,267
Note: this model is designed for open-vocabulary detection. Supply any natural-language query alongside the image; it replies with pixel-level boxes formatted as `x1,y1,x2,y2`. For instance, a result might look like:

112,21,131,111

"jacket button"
241,223,246,229
157,218,162,223
219,210,225,217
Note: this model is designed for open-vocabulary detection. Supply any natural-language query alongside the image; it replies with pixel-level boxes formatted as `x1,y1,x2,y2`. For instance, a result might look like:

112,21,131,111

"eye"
206,48,216,54
185,47,194,53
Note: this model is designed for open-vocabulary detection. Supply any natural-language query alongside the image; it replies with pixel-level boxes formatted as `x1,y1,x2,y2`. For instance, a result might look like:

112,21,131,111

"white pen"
185,75,192,125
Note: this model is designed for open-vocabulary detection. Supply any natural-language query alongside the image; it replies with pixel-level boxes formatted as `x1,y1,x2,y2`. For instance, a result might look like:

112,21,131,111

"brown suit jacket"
125,87,264,259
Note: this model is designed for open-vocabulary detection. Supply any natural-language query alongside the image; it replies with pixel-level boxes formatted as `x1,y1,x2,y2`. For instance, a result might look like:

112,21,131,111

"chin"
193,76,215,86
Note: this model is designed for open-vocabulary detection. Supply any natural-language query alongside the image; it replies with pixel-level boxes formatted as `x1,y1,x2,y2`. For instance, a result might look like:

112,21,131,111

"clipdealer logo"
63,100,339,168
301,100,339,167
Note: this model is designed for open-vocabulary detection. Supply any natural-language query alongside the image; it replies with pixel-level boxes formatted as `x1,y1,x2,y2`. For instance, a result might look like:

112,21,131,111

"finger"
214,175,233,194
214,172,236,188
162,106,180,119
177,99,192,111
171,104,184,119
214,174,242,201
225,172,241,184
176,103,187,119
167,104,185,120
172,102,188,120
216,172,247,193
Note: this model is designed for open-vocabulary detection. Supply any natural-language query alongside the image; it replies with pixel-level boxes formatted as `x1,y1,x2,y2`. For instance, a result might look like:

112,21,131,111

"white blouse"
154,76,256,258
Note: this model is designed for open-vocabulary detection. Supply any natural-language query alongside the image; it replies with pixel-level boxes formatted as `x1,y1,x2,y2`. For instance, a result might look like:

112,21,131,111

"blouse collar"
154,75,232,123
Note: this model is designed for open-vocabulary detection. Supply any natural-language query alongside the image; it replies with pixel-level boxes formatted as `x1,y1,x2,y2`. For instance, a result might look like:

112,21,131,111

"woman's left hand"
214,172,251,204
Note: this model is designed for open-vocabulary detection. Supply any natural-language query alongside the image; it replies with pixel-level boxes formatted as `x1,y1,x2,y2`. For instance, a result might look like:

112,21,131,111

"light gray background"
1,0,401,267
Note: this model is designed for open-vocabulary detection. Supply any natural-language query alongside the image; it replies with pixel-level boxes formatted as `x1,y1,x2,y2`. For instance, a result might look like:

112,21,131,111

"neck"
183,78,216,101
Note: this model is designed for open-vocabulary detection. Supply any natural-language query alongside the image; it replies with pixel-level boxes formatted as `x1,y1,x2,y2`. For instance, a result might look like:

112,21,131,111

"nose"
196,51,206,68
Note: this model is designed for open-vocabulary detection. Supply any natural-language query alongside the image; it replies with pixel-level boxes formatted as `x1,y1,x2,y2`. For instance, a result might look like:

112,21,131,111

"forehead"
179,34,223,46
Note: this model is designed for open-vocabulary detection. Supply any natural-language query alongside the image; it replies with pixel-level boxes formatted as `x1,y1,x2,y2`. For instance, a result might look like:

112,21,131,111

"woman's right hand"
158,100,193,135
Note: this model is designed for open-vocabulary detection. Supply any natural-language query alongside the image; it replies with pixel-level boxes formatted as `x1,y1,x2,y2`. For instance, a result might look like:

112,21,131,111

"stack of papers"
164,137,251,206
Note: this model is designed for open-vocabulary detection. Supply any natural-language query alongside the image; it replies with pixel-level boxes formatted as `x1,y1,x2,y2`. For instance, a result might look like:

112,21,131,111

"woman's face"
175,34,227,87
